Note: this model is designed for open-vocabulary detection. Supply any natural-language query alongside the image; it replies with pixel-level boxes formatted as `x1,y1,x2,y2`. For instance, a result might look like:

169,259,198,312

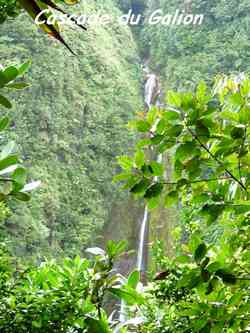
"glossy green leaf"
0,116,10,131
144,182,163,199
127,270,140,288
0,94,12,109
194,243,207,263
6,82,30,90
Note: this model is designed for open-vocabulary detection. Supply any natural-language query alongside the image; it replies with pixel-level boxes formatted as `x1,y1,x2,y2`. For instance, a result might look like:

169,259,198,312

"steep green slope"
141,0,250,89
0,0,143,258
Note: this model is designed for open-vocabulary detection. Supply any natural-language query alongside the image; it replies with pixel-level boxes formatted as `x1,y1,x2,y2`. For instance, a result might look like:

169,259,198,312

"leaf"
164,190,178,206
127,270,140,288
136,120,151,132
6,82,30,90
239,106,250,123
151,134,164,145
32,320,42,328
0,165,18,176
18,0,77,55
106,240,127,259
0,116,10,131
136,138,151,148
163,110,181,121
144,183,163,199
194,243,207,263
150,161,163,176
196,80,207,102
141,164,154,177
147,196,161,209
177,269,201,289
177,178,188,188
0,155,18,171
114,240,127,256
211,322,225,333
176,255,191,264
135,150,145,168
215,269,237,284
114,317,144,333
146,106,158,125
206,262,221,273
85,314,111,333
109,287,144,305
201,269,210,282
167,91,181,107
158,138,176,152
166,124,183,137
130,178,150,195
85,247,106,257
176,142,199,162
228,293,242,306
113,172,130,183
0,141,16,160
156,119,167,134
0,94,12,109
21,181,41,192
12,192,31,202
2,66,19,84
123,175,140,190
18,61,31,75
196,120,210,139
230,92,243,107
12,167,27,186
220,109,238,122
117,156,133,171
193,317,208,331
230,125,245,139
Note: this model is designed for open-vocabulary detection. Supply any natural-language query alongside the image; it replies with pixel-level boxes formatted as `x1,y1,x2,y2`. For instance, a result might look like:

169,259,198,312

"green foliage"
117,75,250,332
0,62,40,205
141,0,250,89
0,240,144,333
0,1,20,24
0,0,143,258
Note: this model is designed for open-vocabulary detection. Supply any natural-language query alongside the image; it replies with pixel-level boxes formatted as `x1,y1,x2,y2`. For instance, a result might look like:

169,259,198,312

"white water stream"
144,73,158,109
137,71,161,273
119,68,161,325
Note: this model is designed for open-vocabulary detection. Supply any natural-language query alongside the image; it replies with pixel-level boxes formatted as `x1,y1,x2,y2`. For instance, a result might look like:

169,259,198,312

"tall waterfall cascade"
119,67,161,325
137,70,161,274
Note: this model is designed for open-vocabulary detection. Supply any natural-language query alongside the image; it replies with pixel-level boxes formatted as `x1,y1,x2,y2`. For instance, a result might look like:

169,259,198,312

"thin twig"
187,127,247,192
162,176,232,186
0,177,13,182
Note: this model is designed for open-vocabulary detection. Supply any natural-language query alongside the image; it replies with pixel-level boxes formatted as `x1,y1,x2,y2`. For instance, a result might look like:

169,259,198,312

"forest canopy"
0,0,250,331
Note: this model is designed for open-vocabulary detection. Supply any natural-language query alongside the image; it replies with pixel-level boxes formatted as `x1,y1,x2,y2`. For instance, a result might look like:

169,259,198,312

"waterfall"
119,67,161,325
136,207,149,271
137,68,161,274
144,73,158,109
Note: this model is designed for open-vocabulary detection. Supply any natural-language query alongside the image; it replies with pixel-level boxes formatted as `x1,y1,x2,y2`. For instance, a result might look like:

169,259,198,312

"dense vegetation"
0,0,143,258
1,73,250,332
1,0,250,331
117,75,250,332
141,0,250,89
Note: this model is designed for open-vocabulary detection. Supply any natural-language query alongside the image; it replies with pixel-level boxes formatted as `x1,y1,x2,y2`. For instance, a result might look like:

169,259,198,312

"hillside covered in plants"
0,0,143,258
0,0,250,332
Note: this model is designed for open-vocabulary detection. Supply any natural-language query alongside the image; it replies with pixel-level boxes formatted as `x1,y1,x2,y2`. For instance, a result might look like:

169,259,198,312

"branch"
187,127,247,192
0,177,13,182
164,104,248,192
162,176,232,186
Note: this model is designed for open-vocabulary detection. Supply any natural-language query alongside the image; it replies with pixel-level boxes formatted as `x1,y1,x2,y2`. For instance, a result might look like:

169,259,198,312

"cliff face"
0,0,143,258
